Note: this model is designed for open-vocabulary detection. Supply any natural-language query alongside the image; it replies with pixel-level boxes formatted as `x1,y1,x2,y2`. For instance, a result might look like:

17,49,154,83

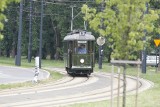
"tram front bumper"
71,66,92,70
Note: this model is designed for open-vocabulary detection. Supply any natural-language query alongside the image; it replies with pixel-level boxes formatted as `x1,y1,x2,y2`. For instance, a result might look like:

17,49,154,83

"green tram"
63,30,95,75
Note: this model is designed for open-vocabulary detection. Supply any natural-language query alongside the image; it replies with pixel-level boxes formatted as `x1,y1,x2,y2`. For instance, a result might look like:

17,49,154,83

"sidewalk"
0,66,50,84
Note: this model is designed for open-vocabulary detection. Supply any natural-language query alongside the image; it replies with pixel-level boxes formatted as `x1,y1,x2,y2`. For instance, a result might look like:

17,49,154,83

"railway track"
0,68,153,107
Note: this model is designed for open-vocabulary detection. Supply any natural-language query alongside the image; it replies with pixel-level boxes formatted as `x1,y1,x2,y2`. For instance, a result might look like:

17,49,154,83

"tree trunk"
6,48,10,57
158,50,160,71
122,64,126,107
50,16,61,60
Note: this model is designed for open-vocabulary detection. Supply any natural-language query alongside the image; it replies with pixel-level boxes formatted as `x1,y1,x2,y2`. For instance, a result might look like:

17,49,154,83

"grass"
0,57,64,68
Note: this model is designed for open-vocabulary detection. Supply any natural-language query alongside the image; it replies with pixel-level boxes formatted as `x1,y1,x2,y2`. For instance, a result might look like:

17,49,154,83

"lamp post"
39,0,44,68
142,3,149,73
28,0,33,63
98,0,105,69
15,0,23,66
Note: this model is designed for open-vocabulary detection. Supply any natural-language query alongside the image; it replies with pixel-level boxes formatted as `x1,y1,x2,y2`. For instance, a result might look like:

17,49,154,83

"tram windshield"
77,41,86,54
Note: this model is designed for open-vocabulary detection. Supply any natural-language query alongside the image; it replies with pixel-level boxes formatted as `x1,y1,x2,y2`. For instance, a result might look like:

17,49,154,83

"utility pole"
39,0,44,68
70,5,75,31
15,0,23,66
98,0,105,69
28,0,33,63
142,3,148,73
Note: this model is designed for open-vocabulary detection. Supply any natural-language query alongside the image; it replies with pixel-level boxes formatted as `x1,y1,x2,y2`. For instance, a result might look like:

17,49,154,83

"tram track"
0,75,90,97
0,68,153,107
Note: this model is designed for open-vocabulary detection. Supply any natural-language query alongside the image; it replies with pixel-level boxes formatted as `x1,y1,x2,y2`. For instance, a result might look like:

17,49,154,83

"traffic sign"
154,39,160,47
97,37,105,46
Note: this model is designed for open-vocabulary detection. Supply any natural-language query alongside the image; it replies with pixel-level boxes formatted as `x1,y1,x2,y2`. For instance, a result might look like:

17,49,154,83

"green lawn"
0,57,64,68
0,57,159,107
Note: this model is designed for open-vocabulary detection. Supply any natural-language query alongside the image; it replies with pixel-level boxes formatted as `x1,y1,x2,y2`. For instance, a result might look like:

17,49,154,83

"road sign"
97,37,105,46
154,39,160,47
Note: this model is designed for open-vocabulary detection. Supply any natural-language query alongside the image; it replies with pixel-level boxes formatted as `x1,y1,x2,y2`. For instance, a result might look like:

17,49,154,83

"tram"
63,30,95,75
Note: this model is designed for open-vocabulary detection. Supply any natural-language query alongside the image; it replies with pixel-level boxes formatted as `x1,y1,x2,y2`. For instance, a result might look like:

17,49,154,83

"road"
0,66,49,84
0,67,153,107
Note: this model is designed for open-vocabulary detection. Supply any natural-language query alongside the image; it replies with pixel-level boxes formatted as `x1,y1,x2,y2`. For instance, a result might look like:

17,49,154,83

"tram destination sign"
78,41,87,43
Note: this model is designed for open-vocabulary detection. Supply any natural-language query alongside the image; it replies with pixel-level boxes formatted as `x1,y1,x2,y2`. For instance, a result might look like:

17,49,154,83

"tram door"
68,41,73,68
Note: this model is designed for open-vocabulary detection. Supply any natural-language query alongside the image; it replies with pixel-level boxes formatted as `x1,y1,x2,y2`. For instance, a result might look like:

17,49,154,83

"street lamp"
15,0,23,66
39,0,44,68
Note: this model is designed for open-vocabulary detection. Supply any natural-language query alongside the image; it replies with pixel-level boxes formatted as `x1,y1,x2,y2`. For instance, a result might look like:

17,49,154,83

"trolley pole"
39,0,44,68
15,0,23,66
28,0,33,63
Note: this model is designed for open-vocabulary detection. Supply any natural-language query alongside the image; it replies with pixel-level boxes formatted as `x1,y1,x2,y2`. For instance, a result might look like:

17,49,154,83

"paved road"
0,67,153,107
0,66,49,84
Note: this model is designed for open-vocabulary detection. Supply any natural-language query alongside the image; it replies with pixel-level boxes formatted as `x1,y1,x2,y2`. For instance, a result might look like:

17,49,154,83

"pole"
84,8,87,30
142,3,148,73
84,21,87,30
117,66,120,107
111,65,114,107
98,45,102,69
28,0,33,63
98,0,105,69
156,48,158,72
71,6,74,31
39,0,44,68
122,65,126,107
135,62,140,107
142,50,146,73
15,0,23,66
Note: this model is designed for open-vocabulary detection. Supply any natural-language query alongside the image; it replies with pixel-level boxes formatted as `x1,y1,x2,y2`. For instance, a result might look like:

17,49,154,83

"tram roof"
64,31,95,41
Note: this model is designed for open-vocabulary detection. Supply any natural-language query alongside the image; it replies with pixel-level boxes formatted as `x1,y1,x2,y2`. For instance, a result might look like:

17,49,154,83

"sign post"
96,37,105,69
154,39,160,72
33,56,40,83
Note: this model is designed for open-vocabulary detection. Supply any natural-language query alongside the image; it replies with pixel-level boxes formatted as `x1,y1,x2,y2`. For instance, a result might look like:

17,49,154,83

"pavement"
0,66,50,84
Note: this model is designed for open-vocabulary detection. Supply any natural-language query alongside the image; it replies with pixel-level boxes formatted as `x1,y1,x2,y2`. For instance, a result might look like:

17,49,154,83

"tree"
82,0,160,60
82,0,160,107
0,0,19,40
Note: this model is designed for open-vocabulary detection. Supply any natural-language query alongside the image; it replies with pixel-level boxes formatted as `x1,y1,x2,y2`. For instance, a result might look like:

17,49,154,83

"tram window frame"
88,41,94,53
73,41,77,54
68,41,73,53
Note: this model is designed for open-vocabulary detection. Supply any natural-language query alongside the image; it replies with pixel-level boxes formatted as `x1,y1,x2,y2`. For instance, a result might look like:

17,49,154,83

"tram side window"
88,41,93,53
68,41,72,53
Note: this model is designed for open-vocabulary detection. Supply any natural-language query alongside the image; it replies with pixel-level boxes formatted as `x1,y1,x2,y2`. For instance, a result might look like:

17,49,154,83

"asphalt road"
0,66,49,84
0,67,153,107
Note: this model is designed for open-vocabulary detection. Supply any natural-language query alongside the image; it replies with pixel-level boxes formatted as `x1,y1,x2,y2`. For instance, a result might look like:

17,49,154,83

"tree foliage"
0,0,160,62
82,0,160,60
0,0,19,40
1,1,90,60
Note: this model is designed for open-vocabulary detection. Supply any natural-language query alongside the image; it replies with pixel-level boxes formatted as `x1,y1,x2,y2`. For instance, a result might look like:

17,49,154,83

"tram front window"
78,44,87,54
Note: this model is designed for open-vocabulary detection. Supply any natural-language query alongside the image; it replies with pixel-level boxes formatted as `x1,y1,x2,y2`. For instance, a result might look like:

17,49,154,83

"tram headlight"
80,59,84,64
